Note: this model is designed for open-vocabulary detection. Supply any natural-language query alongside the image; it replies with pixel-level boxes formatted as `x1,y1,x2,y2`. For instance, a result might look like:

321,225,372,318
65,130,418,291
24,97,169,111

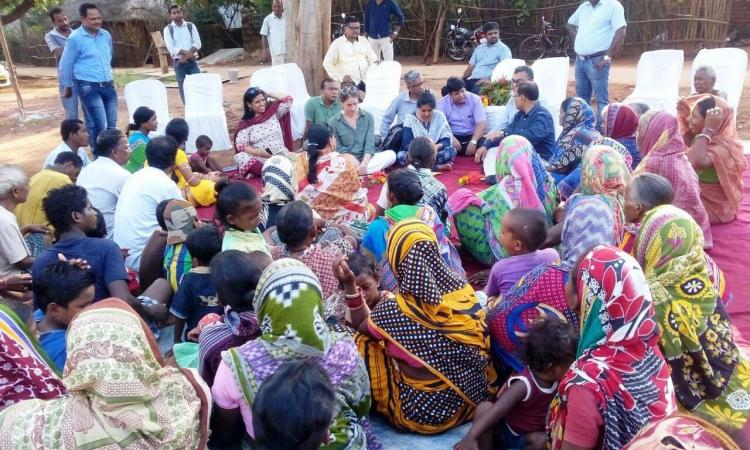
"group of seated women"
0,79,747,450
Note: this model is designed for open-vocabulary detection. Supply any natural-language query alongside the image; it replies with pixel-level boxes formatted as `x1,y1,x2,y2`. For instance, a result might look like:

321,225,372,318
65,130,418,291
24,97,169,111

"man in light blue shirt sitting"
59,2,117,149
566,0,627,129
462,22,512,95
379,70,427,139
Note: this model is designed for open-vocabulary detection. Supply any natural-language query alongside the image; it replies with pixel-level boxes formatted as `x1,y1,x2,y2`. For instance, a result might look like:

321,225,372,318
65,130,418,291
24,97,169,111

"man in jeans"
45,8,78,120
59,2,117,149
363,0,404,62
566,0,627,129
164,4,202,102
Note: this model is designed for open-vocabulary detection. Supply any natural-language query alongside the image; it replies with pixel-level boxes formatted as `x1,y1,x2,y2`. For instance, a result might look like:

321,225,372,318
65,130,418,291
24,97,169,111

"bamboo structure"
0,17,25,120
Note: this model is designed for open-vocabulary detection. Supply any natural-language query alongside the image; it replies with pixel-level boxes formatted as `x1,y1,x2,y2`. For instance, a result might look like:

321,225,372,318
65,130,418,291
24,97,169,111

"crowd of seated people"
1,21,748,449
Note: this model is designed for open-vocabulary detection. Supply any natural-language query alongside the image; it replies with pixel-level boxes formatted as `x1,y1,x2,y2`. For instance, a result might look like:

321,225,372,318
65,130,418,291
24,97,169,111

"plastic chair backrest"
360,61,402,110
184,73,224,116
124,79,170,136
531,57,570,116
691,48,747,114
631,49,684,98
491,58,526,82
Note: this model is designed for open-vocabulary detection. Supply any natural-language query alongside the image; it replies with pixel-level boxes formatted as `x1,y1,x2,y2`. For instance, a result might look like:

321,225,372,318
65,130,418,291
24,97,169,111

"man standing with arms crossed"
566,0,627,129
260,0,286,66
363,0,405,62
163,4,202,103
45,8,78,120
59,2,117,150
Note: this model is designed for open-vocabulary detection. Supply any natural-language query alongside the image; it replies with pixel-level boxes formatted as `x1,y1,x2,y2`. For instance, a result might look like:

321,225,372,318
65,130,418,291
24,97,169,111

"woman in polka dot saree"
636,205,750,436
353,219,495,434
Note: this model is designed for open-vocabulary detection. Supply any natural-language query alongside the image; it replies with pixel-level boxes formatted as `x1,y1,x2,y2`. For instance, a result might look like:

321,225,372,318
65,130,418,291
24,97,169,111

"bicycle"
518,16,572,62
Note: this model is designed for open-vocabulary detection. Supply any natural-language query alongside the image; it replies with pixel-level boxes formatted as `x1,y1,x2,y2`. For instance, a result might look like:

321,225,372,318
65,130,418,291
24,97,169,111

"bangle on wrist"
696,133,712,142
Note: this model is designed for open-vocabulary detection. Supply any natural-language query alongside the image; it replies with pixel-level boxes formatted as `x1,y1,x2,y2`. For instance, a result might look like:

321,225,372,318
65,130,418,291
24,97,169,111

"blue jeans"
76,80,118,149
575,56,610,130
59,79,79,120
174,59,201,103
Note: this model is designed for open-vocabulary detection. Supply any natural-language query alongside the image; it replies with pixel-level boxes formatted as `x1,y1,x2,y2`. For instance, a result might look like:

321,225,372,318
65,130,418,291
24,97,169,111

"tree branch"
1,0,36,25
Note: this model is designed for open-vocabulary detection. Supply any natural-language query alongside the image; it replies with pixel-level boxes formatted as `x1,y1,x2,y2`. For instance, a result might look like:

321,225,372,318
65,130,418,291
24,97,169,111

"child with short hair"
269,201,357,306
32,261,95,371
485,208,559,299
163,199,201,293
252,360,336,450
332,252,395,326
170,225,223,344
189,135,222,174
197,250,272,386
215,180,271,256
455,319,578,450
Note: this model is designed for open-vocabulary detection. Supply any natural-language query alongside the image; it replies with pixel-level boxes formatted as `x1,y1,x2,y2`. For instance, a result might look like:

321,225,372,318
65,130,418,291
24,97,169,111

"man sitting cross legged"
437,77,487,157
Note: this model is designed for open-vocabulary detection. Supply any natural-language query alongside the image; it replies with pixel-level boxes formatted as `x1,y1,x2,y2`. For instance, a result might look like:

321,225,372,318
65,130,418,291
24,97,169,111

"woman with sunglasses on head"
233,87,295,178
329,83,397,175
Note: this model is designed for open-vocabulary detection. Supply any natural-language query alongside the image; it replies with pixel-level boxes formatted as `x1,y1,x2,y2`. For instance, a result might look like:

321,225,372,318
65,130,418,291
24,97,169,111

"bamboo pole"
432,7,446,64
0,17,24,120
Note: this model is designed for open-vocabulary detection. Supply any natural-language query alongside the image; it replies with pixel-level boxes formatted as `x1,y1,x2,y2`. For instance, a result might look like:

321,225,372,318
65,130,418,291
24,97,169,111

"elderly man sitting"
692,64,728,99
462,21,512,95
437,77,486,156
378,70,428,148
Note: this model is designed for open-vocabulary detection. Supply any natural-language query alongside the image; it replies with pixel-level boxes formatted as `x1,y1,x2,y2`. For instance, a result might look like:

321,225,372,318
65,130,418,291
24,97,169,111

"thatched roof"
61,0,167,24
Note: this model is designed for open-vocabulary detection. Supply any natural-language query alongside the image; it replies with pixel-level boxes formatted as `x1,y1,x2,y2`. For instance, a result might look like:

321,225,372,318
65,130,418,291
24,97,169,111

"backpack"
168,22,193,42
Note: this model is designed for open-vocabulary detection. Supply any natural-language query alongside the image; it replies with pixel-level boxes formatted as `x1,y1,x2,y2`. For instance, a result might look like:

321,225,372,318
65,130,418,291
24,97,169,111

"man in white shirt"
76,129,131,239
163,4,202,103
44,119,91,168
45,7,78,120
323,15,378,91
566,0,627,129
260,0,286,66
114,136,183,270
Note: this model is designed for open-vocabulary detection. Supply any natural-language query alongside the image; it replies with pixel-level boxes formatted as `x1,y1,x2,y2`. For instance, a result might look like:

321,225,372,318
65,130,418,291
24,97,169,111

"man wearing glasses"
323,15,378,92
378,70,428,141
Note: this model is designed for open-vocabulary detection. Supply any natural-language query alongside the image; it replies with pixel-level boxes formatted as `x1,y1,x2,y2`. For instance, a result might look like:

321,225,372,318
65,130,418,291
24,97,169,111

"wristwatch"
603,55,611,62
470,140,478,145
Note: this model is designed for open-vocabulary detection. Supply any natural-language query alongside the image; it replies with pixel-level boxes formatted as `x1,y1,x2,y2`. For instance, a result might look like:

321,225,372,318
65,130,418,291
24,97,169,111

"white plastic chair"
691,48,747,115
183,73,232,152
124,79,170,136
360,61,402,134
531,57,569,138
249,63,310,140
625,49,684,115
491,58,526,82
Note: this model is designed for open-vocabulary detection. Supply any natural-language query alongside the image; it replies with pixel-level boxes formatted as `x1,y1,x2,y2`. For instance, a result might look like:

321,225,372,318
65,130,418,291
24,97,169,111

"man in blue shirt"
566,0,627,129
475,81,555,167
363,0,405,62
462,22,512,94
59,2,117,149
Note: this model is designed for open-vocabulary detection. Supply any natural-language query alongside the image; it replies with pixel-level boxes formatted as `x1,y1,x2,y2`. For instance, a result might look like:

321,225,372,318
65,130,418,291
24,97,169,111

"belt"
75,79,113,87
577,51,607,60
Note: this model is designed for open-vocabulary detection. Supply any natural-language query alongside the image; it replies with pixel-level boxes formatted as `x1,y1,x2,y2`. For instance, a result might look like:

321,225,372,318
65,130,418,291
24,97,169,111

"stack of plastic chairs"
123,79,170,136
249,63,311,140
625,49,684,115
360,61,402,134
691,47,747,115
531,57,570,138
183,73,232,152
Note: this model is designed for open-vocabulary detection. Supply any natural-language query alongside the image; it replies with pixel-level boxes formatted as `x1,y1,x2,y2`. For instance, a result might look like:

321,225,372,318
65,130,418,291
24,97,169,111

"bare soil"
1,53,748,175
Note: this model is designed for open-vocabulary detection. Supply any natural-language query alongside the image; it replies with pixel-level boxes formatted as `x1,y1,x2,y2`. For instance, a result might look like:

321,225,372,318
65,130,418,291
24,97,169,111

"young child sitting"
189,135,222,174
197,250,272,386
252,360,336,450
331,252,395,326
139,199,172,291
269,201,357,306
163,199,201,293
215,179,271,256
32,261,95,371
170,225,223,344
485,208,559,299
455,318,578,450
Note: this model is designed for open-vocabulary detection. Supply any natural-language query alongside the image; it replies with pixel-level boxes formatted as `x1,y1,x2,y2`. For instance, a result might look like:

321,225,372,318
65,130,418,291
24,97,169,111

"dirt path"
1,54,748,175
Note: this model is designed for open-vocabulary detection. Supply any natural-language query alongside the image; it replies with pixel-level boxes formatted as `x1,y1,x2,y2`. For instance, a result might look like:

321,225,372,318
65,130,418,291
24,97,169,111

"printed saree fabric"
223,258,373,450
624,414,741,450
0,298,211,450
603,102,641,167
357,219,494,434
636,205,750,433
451,135,557,265
0,304,65,410
548,97,601,173
548,246,676,450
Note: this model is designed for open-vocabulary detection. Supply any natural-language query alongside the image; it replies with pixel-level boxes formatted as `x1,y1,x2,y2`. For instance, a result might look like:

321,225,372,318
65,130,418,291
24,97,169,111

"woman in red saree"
677,94,746,224
233,87,295,178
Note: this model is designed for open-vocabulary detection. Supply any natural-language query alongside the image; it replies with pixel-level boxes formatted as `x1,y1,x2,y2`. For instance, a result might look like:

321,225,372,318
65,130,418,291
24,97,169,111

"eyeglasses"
340,85,358,95
407,81,425,89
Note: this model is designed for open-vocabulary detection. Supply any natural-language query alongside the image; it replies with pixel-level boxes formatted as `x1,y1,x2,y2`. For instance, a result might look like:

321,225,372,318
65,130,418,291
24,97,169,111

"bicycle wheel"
519,36,547,61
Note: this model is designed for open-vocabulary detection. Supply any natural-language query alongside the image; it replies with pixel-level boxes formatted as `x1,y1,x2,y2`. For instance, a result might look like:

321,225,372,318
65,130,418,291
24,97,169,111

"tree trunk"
432,7,446,64
284,0,332,94
1,0,35,25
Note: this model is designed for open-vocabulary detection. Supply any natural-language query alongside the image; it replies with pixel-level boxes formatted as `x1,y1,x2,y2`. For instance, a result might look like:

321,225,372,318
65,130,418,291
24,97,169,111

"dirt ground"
1,53,749,175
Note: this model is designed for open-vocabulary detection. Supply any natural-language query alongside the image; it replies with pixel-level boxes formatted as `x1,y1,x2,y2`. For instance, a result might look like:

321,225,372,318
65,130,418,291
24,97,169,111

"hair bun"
215,178,231,194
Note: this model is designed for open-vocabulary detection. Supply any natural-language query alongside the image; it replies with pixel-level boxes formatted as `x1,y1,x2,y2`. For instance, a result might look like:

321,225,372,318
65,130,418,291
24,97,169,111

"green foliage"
479,80,512,106
511,0,539,18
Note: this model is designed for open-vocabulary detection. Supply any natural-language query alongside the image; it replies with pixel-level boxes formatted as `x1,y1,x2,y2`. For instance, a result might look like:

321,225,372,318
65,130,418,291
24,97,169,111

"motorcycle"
446,8,486,62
